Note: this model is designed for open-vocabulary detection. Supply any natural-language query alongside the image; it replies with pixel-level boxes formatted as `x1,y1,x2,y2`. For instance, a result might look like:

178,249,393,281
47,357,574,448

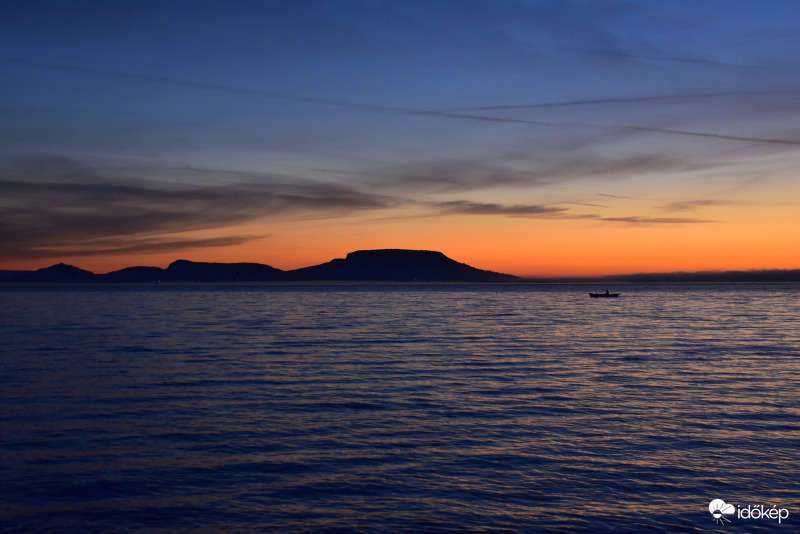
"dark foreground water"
1,284,799,533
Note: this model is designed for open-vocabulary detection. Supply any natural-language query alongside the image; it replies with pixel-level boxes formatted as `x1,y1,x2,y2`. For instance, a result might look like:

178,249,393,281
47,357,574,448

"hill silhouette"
287,249,519,282
25,263,98,283
4,251,799,284
161,260,284,282
102,266,166,283
1,249,519,283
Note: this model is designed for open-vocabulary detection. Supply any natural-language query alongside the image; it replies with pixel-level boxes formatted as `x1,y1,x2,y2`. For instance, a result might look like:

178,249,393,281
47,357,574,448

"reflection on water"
1,284,799,532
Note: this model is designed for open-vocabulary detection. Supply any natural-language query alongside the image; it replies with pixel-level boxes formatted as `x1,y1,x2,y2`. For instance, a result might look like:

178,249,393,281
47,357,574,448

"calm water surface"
1,284,799,533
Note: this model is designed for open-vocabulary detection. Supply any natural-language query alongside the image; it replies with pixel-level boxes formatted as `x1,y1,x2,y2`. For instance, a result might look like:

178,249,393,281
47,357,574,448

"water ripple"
1,284,799,532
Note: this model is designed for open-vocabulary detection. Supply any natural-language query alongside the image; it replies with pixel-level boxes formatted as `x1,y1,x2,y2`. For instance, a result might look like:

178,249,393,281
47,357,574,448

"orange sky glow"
5,198,797,278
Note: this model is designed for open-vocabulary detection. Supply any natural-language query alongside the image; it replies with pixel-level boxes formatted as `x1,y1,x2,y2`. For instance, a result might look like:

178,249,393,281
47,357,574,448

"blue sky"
2,1,800,275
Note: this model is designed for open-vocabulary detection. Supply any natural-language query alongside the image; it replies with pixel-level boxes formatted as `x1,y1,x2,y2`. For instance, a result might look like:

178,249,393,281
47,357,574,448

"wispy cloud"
0,56,359,109
0,156,394,259
584,49,758,69
598,216,714,224
562,201,609,208
659,199,742,212
598,123,800,148
363,152,706,195
363,159,550,193
447,89,798,112
5,55,800,150
430,200,714,224
17,235,260,260
581,0,731,25
432,200,567,217
597,193,636,199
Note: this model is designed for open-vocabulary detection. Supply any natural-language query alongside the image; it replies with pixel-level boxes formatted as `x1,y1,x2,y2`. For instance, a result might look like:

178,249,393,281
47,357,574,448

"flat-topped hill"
287,249,519,282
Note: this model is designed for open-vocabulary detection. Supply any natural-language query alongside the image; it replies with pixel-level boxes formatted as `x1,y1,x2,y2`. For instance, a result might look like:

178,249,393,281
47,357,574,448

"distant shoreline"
2,248,799,284
3,278,800,286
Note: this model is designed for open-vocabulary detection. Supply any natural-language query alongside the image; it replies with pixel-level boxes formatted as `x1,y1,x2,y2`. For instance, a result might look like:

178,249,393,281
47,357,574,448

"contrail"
0,55,566,128
448,89,793,111
599,123,800,147
0,55,361,108
4,55,800,148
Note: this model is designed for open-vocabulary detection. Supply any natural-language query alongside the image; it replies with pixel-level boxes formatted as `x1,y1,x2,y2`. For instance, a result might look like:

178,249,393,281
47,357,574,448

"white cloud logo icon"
709,499,736,524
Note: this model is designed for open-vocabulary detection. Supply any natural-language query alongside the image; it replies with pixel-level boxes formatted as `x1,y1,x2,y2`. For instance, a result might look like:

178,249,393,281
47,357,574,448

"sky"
2,0,800,277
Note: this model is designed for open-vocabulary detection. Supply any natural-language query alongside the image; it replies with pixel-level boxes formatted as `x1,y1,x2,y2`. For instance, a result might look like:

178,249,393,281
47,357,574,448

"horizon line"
3,255,800,282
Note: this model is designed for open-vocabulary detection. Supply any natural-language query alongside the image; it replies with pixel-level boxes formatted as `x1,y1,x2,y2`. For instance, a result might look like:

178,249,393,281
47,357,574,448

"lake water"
1,284,799,533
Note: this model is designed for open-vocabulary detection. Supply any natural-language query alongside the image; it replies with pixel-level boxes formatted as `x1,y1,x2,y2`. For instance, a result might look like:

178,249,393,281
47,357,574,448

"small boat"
589,291,619,298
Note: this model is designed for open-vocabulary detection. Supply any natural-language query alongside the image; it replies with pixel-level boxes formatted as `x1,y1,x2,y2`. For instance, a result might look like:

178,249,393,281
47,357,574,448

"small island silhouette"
1,249,799,284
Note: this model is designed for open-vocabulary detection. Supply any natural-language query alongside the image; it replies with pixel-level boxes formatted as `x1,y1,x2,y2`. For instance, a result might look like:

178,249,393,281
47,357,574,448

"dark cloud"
432,200,567,217
430,200,714,224
660,199,740,212
597,193,636,199
364,159,549,193
563,202,609,208
585,49,753,69
13,235,258,260
365,152,704,194
598,216,714,224
0,150,729,263
0,156,393,259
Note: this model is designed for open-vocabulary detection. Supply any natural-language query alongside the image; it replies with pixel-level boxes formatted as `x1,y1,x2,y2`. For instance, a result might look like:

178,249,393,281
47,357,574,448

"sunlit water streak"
1,284,799,533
